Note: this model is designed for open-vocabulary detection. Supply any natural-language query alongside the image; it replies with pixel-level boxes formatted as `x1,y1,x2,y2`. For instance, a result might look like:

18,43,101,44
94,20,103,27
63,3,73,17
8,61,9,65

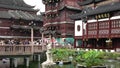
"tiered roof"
59,5,81,11
70,2,120,20
78,0,106,6
0,10,42,21
0,0,36,11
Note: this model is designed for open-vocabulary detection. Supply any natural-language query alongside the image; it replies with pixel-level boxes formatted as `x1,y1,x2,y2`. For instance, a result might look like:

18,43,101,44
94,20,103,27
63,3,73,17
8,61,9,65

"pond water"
37,60,120,68
54,64,75,68
18,60,120,68
104,60,120,68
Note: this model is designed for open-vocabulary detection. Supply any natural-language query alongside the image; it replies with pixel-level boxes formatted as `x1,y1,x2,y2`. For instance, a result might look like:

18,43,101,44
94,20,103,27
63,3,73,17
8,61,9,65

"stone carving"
42,43,55,68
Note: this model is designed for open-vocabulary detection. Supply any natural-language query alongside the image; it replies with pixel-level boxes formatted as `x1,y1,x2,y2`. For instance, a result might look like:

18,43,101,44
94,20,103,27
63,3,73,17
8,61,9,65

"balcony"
87,19,120,38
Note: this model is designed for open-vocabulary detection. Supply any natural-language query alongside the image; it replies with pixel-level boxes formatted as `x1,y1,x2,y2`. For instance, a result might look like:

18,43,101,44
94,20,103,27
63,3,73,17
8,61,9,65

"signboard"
75,20,83,36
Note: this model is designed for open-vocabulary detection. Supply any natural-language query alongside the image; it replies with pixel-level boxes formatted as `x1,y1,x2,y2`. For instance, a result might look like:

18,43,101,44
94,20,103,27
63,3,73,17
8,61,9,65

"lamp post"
29,21,36,54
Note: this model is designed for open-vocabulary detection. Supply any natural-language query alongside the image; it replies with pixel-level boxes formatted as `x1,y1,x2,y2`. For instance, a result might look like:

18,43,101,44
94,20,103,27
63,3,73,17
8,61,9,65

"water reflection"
53,60,120,68
104,60,120,68
55,64,74,68
24,60,120,68
38,62,40,68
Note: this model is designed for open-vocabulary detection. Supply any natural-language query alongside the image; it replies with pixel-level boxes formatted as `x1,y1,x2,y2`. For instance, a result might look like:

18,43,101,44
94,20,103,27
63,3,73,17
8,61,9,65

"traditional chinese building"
0,0,43,41
70,0,120,50
42,0,81,45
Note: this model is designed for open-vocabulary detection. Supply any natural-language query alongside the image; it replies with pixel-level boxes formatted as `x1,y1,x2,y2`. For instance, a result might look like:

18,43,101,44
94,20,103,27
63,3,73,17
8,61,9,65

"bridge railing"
0,44,73,56
33,45,43,53
0,45,32,56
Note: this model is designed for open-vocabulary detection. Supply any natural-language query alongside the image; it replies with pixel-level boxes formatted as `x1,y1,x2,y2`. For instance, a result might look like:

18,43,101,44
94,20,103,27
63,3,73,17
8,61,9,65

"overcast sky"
23,0,45,14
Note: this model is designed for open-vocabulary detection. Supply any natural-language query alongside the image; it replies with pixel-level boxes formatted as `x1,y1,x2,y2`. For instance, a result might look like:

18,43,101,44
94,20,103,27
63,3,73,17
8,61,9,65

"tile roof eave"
70,2,120,20
0,10,43,21
0,4,36,12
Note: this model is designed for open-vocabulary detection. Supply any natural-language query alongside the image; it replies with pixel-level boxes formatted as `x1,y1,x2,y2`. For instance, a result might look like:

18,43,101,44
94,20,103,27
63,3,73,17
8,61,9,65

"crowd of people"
0,38,73,48
0,39,47,46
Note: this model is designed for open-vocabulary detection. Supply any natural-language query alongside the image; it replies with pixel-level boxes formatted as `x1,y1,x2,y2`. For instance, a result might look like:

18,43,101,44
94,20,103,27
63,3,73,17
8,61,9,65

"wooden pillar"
10,58,14,68
109,17,111,39
96,19,99,49
31,27,34,54
74,39,76,48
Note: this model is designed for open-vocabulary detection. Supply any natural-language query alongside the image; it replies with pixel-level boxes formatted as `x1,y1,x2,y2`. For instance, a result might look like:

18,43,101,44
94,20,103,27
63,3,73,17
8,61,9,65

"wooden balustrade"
0,45,32,56
33,45,43,53
0,44,72,56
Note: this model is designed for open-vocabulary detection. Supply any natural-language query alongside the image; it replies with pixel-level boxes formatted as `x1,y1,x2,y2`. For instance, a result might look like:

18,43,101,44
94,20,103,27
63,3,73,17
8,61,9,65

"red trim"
74,39,76,48
109,17,111,38
97,19,99,39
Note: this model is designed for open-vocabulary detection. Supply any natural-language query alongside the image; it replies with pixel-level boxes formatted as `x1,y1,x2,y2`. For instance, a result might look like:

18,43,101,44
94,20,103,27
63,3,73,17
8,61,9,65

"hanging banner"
75,20,83,36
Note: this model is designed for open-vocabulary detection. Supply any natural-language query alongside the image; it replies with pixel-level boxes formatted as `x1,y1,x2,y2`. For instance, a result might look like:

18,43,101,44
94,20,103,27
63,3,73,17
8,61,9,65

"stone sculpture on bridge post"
42,42,56,68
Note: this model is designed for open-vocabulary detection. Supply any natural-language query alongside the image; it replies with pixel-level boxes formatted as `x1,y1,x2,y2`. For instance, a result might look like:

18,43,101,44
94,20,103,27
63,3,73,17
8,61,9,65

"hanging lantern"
107,13,110,18
98,15,101,19
101,14,104,18
104,13,107,18
106,38,112,48
95,15,98,19
97,38,99,41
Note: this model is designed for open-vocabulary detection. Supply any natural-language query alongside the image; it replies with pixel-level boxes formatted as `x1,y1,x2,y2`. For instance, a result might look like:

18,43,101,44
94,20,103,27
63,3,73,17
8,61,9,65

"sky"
23,0,45,14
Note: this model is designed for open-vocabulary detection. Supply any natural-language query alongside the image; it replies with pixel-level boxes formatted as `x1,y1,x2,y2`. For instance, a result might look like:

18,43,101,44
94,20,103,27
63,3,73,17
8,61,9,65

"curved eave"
0,10,43,21
69,13,84,20
11,25,41,30
78,0,93,6
78,0,106,6
59,5,81,11
0,4,36,12
0,0,36,11
86,2,120,16
70,2,120,20
95,0,106,3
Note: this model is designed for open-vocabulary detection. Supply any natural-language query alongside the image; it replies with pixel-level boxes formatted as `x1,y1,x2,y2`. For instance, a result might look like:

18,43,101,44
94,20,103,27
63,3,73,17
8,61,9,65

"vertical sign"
75,20,83,36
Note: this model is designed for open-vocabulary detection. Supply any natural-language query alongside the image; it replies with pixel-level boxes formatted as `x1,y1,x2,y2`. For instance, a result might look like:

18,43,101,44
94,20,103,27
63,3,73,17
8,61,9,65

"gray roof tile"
0,10,42,21
70,2,120,20
0,0,36,11
78,0,105,6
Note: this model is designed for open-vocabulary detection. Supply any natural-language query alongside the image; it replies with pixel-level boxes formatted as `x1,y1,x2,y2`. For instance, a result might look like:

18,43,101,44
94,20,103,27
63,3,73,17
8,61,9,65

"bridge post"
38,54,41,62
14,58,18,68
10,58,14,68
38,54,41,68
26,57,29,68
